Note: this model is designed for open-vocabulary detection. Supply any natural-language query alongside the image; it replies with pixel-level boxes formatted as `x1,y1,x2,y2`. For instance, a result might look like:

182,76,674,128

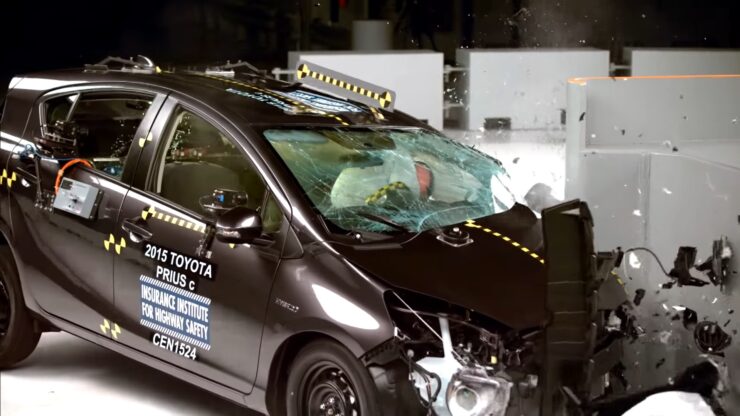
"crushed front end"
368,200,629,415
383,289,543,416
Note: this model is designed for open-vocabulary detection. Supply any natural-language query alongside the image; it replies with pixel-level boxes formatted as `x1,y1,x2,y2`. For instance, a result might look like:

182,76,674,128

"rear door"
10,87,165,335
112,98,287,393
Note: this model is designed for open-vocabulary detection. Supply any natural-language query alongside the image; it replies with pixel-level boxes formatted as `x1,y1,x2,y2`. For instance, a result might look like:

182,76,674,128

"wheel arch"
0,216,53,331
265,331,349,415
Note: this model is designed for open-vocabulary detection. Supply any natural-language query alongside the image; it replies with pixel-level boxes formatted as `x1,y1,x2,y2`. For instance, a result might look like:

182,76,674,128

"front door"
11,89,164,335
113,102,285,393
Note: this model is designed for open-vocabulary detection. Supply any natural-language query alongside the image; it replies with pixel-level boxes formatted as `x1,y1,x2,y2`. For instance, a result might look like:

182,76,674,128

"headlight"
446,368,512,416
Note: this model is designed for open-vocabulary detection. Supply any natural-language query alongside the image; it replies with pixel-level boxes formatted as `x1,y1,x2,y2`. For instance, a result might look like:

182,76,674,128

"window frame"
144,103,270,222
36,85,162,184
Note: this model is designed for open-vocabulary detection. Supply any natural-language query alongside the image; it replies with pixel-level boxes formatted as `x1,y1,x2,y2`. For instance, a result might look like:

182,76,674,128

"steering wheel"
364,181,412,206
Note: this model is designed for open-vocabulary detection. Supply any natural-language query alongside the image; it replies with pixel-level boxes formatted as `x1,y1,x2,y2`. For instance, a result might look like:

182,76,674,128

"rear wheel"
286,340,382,416
0,246,40,368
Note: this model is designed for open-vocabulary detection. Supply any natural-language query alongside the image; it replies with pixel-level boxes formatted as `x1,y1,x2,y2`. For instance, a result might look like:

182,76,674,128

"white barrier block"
626,48,740,76
457,48,609,130
288,51,444,129
565,75,740,390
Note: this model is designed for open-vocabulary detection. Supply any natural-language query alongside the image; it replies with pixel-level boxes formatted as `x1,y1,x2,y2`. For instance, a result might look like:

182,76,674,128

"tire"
0,246,40,368
286,340,384,416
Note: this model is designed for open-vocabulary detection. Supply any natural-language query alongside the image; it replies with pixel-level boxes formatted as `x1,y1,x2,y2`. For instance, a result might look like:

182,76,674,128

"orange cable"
54,159,93,194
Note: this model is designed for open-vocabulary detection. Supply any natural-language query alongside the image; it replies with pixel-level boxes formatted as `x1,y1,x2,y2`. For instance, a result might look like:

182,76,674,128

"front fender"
256,250,395,389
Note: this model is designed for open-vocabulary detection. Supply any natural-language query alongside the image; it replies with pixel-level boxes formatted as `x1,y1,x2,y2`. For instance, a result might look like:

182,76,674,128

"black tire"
286,340,383,416
0,246,40,368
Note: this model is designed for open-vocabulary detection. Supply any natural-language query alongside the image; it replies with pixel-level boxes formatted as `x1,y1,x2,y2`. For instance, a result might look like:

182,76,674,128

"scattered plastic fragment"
668,247,710,287
694,321,732,354
682,308,698,330
633,289,646,306
655,358,666,368
696,236,733,289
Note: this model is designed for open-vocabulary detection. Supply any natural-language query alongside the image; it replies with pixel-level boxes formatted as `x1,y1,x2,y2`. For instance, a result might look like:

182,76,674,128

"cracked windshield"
265,128,516,234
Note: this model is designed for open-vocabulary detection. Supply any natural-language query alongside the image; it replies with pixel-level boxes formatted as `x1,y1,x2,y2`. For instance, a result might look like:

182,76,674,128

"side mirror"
215,206,263,244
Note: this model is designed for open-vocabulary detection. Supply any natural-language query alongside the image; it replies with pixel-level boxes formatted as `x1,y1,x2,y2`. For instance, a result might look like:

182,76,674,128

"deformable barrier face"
565,75,740,392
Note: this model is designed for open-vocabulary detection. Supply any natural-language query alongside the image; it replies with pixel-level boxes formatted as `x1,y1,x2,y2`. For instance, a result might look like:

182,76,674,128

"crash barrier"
455,49,610,130
565,75,740,388
626,48,740,76
287,50,444,129
540,200,624,414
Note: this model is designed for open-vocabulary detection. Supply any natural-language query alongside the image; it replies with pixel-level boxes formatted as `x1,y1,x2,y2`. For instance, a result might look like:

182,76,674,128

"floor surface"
1,332,261,416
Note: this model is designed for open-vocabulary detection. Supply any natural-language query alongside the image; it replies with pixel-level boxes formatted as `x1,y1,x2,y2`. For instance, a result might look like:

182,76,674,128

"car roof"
16,68,424,129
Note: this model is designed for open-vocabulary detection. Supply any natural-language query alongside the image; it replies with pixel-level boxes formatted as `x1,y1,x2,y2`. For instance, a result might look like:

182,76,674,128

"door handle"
121,218,153,243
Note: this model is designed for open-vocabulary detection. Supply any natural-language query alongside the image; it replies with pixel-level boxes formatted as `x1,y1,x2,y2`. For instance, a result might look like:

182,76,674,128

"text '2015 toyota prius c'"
0,56,629,415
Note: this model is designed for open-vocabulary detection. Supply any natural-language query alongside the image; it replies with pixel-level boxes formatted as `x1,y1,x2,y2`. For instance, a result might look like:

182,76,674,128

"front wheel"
286,340,382,416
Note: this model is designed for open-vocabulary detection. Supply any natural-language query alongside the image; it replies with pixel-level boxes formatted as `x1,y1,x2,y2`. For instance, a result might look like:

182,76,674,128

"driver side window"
152,108,266,217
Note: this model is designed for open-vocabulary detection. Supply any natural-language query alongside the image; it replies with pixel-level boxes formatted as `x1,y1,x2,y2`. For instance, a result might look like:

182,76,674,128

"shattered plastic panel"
265,127,517,233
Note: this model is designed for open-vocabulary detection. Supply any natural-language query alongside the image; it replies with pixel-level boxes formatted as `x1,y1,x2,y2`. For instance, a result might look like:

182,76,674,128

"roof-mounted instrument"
204,60,268,78
84,55,161,74
295,60,396,111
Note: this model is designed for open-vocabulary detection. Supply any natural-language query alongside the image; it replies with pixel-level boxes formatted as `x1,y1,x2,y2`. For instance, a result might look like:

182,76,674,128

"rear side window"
42,92,153,178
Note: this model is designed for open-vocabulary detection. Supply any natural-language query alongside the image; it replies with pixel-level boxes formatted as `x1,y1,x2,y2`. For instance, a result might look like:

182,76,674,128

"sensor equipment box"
52,177,100,219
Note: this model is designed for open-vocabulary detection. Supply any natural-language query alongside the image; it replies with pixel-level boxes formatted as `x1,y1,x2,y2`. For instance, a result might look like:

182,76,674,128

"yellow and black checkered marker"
141,206,206,234
365,181,409,204
138,132,153,148
296,61,396,111
369,107,386,121
103,234,127,255
464,219,545,265
0,169,17,189
199,73,350,126
100,319,122,340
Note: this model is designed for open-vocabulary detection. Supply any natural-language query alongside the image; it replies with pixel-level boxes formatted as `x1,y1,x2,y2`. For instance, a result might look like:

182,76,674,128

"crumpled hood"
336,204,548,330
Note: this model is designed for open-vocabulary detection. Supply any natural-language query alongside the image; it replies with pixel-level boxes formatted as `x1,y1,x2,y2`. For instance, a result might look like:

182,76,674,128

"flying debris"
633,289,646,306
667,247,710,287
682,308,698,330
694,321,732,355
696,236,733,290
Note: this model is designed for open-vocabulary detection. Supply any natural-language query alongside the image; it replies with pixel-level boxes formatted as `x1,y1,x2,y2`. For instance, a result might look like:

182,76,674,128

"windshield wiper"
356,211,413,233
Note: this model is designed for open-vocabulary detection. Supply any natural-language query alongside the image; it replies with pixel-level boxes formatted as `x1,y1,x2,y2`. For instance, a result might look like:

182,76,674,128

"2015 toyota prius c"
0,57,629,416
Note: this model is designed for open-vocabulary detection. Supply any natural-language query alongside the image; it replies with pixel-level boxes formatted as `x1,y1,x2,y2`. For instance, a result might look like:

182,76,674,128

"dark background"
1,0,739,97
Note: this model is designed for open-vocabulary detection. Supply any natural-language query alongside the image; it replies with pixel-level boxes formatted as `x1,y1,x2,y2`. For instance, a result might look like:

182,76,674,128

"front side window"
264,127,516,234
43,92,153,178
152,108,267,217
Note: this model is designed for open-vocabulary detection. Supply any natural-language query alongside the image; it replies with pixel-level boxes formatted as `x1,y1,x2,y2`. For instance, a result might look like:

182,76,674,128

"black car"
0,57,626,415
